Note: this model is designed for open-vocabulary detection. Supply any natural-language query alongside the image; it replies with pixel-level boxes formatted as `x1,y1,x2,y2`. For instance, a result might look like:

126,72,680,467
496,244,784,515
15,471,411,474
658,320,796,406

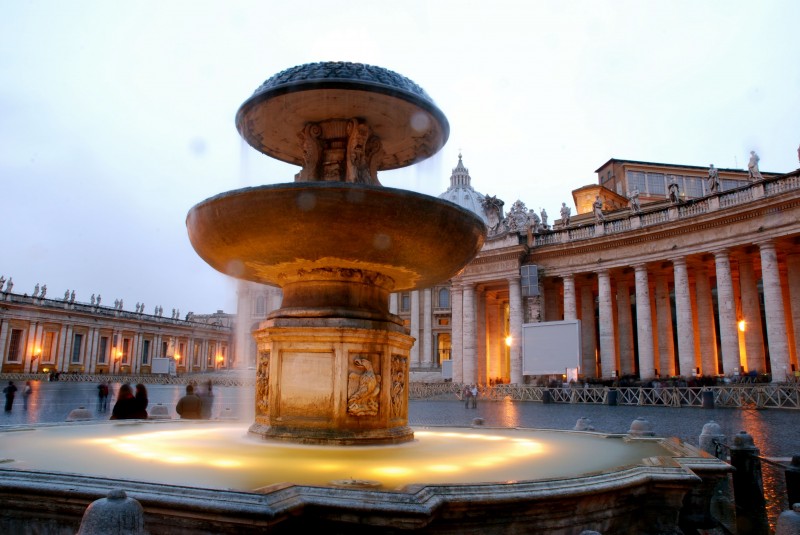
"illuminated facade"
235,154,800,384
0,295,233,374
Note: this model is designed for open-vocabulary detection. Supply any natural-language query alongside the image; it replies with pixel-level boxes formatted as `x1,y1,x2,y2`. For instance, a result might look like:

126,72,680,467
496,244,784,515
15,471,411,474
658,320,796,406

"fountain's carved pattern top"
251,61,433,103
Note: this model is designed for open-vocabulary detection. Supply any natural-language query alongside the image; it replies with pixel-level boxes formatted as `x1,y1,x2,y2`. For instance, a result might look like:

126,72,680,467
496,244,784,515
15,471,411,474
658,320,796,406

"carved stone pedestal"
249,321,414,445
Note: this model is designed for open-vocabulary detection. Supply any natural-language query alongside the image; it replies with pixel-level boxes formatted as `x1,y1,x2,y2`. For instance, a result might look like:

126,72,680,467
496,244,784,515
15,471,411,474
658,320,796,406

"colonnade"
555,240,798,383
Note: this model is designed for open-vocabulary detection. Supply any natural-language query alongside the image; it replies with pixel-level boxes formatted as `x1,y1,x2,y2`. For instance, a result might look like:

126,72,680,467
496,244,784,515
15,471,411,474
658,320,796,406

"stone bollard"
148,403,171,419
67,406,93,421
472,417,485,426
699,421,736,532
77,489,145,535
775,503,800,535
574,417,595,431
699,421,726,459
729,431,769,535
786,455,800,508
627,417,654,437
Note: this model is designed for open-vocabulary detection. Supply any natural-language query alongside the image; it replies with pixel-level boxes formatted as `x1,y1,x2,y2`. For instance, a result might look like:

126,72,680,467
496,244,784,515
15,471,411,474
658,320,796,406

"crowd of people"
103,380,215,420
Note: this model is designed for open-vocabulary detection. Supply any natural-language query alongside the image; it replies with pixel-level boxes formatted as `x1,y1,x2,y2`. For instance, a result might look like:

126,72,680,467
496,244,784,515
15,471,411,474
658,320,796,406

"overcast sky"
2,0,798,315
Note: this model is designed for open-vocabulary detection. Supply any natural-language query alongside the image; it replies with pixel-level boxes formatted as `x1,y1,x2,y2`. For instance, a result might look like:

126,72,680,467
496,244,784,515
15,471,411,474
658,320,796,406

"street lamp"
215,354,224,370
114,349,123,374
31,347,42,373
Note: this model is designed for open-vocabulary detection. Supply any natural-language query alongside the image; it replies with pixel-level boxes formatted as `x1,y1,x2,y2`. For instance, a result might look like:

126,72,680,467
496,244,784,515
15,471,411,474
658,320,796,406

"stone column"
672,257,697,376
787,253,800,369
597,270,617,378
694,265,719,375
634,264,656,379
486,294,502,380
508,276,524,384
714,249,741,375
462,284,477,384
758,240,791,382
616,276,635,375
451,284,464,383
475,286,487,383
580,282,597,377
409,290,420,366
738,253,766,373
389,293,399,315
563,274,577,320
655,274,675,376
421,288,433,367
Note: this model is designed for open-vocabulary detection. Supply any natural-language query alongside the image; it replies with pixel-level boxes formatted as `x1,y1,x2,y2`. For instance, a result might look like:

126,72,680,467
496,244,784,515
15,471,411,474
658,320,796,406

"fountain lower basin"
0,420,731,534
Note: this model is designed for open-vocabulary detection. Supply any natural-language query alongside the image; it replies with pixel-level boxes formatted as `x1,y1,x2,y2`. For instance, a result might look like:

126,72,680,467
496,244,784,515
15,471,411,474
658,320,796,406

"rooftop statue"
748,151,764,181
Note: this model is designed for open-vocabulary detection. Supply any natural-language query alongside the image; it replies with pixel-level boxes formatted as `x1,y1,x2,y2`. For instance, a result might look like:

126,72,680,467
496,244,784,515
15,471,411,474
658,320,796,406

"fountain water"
0,63,732,533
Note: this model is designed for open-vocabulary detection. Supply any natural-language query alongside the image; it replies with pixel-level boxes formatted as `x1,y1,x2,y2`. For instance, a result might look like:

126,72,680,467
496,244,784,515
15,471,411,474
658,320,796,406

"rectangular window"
42,331,56,363
141,340,151,365
647,173,666,196
684,176,703,198
193,342,201,366
207,343,215,367
437,288,450,308
71,333,83,364
626,171,646,194
98,336,109,364
521,264,539,297
400,293,410,312
178,342,185,365
162,341,168,359
122,338,131,364
7,329,23,362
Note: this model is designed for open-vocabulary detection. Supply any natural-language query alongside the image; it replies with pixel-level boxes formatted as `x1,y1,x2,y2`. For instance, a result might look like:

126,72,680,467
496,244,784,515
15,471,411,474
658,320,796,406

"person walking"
176,384,202,419
3,381,18,411
462,384,472,408
470,384,478,409
97,382,109,412
22,381,32,410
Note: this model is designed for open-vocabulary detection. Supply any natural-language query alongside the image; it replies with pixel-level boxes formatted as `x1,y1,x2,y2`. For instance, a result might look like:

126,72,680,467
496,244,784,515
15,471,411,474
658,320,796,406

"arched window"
438,287,450,308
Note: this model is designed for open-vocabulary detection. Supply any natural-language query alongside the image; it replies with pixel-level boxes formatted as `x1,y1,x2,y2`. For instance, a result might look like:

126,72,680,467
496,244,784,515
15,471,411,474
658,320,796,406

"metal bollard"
729,431,769,535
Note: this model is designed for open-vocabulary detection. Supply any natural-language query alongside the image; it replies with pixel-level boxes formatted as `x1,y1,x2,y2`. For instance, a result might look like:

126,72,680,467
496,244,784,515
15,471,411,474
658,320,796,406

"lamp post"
114,349,123,375
215,354,224,371
30,347,42,374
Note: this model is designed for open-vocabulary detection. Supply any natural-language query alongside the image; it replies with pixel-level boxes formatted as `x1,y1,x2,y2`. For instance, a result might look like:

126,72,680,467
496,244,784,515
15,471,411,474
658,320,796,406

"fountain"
187,61,485,445
0,63,732,534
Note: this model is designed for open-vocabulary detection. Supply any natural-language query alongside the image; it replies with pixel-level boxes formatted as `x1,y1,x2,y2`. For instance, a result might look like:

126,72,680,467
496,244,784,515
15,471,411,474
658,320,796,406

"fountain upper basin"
186,183,487,293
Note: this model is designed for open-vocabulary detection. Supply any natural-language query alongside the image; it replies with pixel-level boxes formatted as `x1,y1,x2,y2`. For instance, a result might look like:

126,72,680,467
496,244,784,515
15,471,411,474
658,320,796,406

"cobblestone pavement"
2,380,796,457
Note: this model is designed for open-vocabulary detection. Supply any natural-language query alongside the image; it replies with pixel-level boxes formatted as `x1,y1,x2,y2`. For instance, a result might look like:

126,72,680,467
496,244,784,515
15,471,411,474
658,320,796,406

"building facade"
0,294,233,375
238,154,800,385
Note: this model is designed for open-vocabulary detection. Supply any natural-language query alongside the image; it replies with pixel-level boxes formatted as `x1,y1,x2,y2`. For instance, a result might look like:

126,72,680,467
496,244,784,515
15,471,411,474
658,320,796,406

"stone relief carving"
347,356,380,417
390,355,406,418
506,200,531,233
295,123,323,181
481,194,505,235
256,351,270,416
345,119,372,184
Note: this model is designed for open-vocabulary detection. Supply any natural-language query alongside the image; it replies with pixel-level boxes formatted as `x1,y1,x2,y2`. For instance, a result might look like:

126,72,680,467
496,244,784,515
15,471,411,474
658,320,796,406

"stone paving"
1,379,797,529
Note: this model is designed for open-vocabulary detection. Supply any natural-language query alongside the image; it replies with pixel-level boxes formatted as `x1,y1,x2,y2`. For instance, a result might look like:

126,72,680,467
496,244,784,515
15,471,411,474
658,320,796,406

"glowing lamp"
738,320,746,332
505,336,512,347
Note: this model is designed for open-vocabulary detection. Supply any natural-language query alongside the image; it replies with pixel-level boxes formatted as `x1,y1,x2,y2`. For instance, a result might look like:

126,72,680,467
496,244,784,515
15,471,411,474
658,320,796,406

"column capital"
754,238,777,251
506,275,521,284
632,263,649,272
670,256,688,268
710,248,730,258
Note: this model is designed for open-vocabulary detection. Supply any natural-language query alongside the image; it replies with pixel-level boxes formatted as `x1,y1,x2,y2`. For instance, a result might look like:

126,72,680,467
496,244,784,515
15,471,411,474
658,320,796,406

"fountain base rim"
248,422,415,446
